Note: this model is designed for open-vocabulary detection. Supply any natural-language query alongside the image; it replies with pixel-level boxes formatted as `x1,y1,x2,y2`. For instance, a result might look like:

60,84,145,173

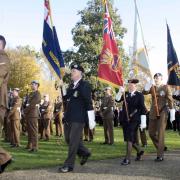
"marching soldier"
59,64,95,173
24,80,41,152
54,96,63,137
0,35,12,173
144,73,175,161
40,94,52,141
116,79,147,165
100,87,115,145
8,88,22,147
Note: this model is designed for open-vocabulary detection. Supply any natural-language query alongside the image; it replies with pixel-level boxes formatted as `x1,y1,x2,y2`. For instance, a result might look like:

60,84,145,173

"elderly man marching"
144,73,175,161
116,79,147,165
0,35,12,173
24,80,41,152
59,64,96,173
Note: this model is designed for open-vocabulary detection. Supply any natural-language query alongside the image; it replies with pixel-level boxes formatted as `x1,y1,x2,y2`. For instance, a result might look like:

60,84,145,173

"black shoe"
80,153,91,165
154,157,164,162
135,151,144,161
0,159,12,174
164,146,168,151
83,139,88,142
121,158,130,165
59,166,73,173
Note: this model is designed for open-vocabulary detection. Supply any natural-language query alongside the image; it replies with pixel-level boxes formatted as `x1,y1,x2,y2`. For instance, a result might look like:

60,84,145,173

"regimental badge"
159,90,165,96
100,48,121,72
73,91,79,98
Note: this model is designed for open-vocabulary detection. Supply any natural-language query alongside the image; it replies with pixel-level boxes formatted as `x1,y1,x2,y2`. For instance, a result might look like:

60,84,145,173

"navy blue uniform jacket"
63,79,93,123
119,91,147,124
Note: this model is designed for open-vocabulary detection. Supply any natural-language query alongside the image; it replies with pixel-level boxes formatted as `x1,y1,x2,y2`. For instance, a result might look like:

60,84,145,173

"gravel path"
1,150,180,180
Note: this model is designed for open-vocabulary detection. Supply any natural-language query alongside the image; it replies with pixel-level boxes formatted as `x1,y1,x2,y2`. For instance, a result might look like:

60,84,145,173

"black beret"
128,79,139,84
154,73,163,78
71,64,84,73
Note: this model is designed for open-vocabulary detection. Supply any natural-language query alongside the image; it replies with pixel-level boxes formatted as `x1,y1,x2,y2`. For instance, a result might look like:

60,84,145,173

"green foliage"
64,0,129,79
7,46,41,96
1,126,179,171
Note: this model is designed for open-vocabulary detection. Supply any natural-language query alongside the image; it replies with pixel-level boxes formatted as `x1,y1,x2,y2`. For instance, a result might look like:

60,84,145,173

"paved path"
1,150,180,180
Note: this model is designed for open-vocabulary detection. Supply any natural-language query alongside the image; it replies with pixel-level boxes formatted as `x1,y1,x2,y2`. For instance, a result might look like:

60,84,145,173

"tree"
7,46,60,101
7,46,41,96
64,0,129,80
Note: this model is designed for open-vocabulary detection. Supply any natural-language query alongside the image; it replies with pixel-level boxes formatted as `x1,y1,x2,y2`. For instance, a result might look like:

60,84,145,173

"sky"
1,0,180,82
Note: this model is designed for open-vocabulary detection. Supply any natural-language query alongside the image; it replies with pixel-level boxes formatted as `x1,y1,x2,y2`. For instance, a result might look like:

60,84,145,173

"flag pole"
134,0,160,117
103,0,130,120
48,0,54,29
47,0,65,112
123,91,130,121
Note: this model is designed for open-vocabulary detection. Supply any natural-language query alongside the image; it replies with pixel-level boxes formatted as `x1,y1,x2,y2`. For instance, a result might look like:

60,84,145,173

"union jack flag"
103,4,115,40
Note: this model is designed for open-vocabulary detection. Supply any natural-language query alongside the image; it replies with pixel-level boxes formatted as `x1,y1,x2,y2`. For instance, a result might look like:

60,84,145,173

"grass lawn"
0,126,180,171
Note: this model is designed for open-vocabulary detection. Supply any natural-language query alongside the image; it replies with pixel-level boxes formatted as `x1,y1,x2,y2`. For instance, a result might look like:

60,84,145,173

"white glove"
170,109,175,123
144,81,153,91
140,115,146,131
144,81,152,91
87,110,96,130
62,85,67,96
115,86,125,101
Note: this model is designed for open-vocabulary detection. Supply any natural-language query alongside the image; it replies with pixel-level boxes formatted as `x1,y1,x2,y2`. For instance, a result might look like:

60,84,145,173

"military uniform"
62,78,93,171
40,101,52,140
144,84,174,159
100,94,114,144
0,49,12,169
0,50,10,136
116,79,147,165
8,96,22,147
24,90,41,151
54,101,63,136
120,91,147,143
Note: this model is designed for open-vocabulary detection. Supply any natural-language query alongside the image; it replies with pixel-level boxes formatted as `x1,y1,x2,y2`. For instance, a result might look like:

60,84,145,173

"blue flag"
42,0,64,78
167,24,180,89
53,26,65,75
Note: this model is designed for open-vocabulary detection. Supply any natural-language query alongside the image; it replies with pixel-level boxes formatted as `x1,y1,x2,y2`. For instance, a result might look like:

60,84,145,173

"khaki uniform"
24,90,41,150
144,85,173,157
0,50,11,165
40,101,52,140
100,95,114,144
54,102,63,136
0,50,10,135
8,96,22,146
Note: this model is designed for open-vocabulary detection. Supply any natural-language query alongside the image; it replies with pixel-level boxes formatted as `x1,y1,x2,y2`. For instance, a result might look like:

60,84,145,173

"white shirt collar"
73,78,82,88
129,90,136,96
